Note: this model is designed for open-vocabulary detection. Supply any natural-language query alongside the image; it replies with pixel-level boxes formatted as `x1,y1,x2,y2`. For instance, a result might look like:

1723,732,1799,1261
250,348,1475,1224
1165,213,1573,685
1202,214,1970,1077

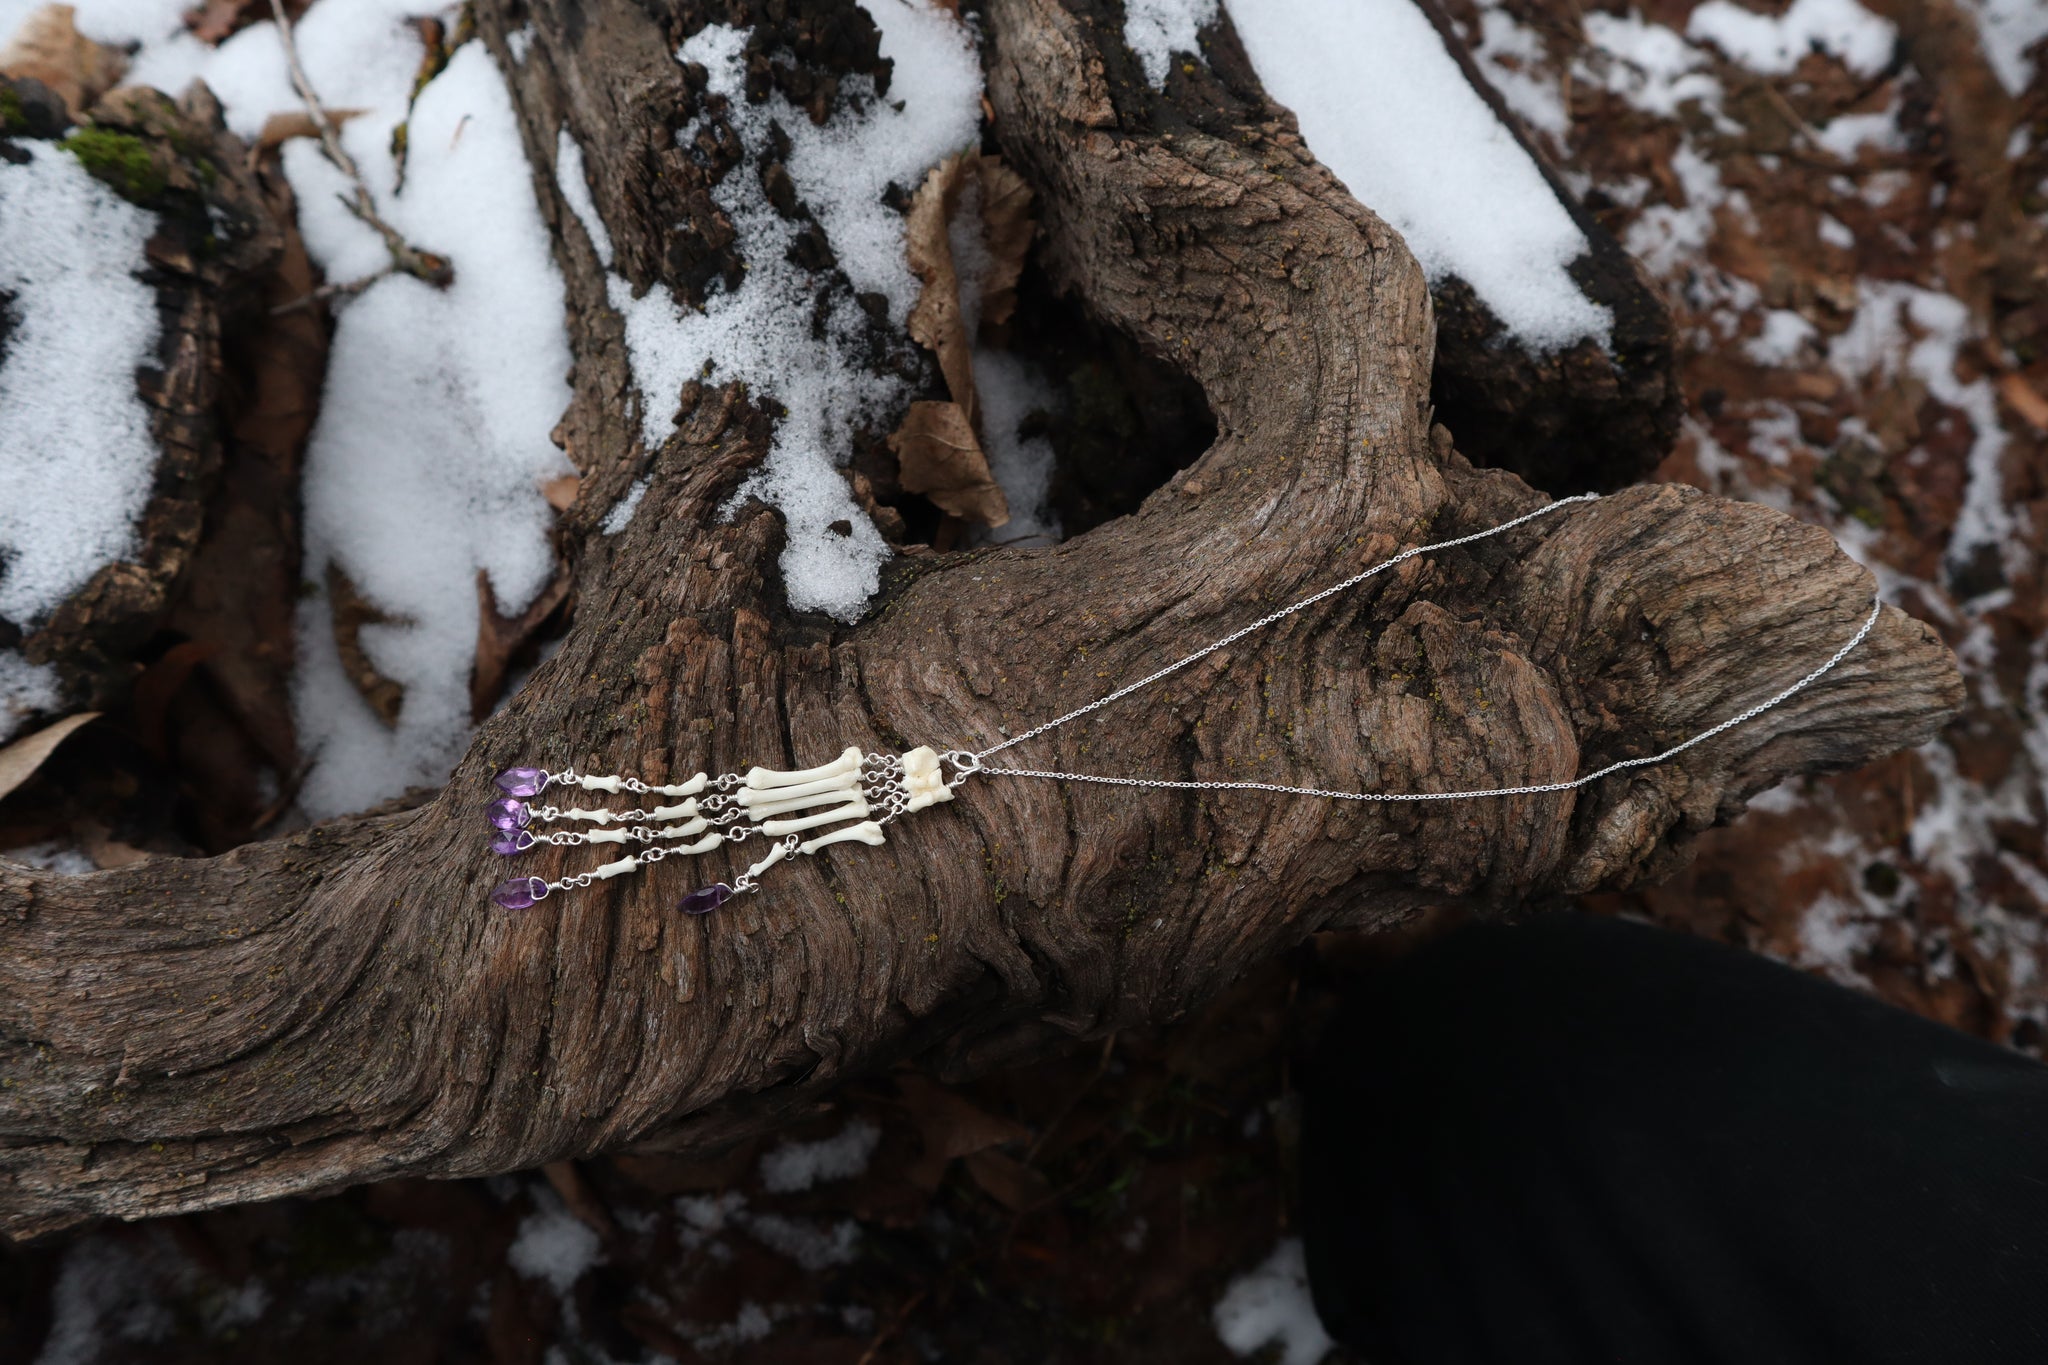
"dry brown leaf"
0,4,128,118
254,106,366,149
540,473,582,511
887,400,1010,528
897,151,1036,529
470,564,572,722
0,711,98,805
327,562,407,727
962,1148,1053,1212
77,818,150,869
971,157,1034,331
905,153,980,424
897,1073,1032,1190
2000,372,2048,433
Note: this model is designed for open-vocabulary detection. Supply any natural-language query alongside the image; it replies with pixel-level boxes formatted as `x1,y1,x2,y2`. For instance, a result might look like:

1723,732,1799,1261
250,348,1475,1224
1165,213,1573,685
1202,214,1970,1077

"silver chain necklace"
484,493,1880,912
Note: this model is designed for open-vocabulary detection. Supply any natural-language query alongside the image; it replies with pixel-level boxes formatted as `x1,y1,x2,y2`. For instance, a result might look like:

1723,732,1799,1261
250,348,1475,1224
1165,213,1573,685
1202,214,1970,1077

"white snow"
283,35,575,817
613,7,981,620
743,1211,863,1269
1471,2,1569,140
1959,0,2048,96
508,1192,605,1295
1744,308,1818,366
555,127,614,267
600,476,648,535
1827,282,2019,589
2,838,96,874
1222,0,1610,350
1577,11,1727,121
1123,0,1218,86
1212,1238,1334,1365
1818,213,1855,248
1686,0,1898,78
63,3,580,817
0,141,160,625
0,0,187,49
758,1118,882,1193
0,651,60,743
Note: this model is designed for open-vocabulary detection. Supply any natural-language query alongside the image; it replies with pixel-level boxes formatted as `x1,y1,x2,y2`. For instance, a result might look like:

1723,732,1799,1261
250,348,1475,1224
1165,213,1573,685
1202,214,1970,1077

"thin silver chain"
958,493,1884,803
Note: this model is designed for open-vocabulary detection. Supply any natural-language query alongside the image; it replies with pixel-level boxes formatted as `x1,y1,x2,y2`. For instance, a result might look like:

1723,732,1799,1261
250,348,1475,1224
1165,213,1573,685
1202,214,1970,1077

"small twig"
267,0,452,288
268,263,396,316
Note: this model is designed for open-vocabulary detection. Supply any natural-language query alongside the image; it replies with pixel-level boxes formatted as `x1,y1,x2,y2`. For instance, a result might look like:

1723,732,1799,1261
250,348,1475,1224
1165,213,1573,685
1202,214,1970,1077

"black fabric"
1299,913,2048,1365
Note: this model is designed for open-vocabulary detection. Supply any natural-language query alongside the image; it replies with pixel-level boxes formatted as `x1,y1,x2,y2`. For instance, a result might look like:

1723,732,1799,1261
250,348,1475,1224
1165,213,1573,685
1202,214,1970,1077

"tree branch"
0,0,1959,1238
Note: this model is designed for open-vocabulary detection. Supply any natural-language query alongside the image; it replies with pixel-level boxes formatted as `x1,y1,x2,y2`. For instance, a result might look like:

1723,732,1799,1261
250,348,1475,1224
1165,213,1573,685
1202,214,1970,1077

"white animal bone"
671,832,722,856
591,856,640,880
746,746,862,790
761,798,870,835
587,828,631,845
647,817,710,839
900,747,954,812
646,800,698,821
743,839,792,882
800,821,887,855
736,771,862,809
740,782,865,820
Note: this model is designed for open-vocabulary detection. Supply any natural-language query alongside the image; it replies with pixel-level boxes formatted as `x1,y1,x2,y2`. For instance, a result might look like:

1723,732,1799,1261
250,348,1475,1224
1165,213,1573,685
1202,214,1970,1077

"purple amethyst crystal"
490,876,546,910
494,766,547,797
678,883,732,916
490,831,531,856
486,798,530,831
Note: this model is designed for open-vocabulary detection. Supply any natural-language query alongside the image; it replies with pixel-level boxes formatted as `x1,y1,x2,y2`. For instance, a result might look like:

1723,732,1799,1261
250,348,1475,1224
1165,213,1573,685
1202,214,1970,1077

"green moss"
0,86,23,133
60,127,167,203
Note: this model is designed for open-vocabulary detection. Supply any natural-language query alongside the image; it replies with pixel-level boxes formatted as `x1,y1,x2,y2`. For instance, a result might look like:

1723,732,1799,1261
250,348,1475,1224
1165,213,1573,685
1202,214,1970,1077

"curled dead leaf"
0,4,126,119
254,106,366,149
0,711,99,805
888,400,1010,528
895,1073,1033,1190
471,564,572,722
895,150,1037,530
327,562,407,726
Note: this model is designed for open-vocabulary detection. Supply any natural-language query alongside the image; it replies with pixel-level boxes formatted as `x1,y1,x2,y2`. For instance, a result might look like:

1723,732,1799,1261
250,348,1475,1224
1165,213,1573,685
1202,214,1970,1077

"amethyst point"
486,797,530,831
494,766,547,797
490,877,545,911
678,883,732,916
491,832,530,856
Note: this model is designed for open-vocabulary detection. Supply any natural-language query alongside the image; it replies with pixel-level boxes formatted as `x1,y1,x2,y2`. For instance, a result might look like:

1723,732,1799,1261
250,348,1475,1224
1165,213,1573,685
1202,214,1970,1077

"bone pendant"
761,798,870,836
800,821,886,855
746,746,862,790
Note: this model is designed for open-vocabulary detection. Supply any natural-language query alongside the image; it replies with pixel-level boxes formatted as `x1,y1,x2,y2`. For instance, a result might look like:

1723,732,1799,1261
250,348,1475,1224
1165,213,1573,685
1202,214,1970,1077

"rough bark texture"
0,78,283,710
0,0,1959,1239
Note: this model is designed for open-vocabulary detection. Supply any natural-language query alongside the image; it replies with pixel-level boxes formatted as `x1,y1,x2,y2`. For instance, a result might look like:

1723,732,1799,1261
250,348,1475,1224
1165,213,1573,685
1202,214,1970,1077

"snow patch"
613,8,980,620
1471,1,1568,139
0,652,60,743
1958,0,2048,96
555,127,614,267
1212,1238,1334,1365
508,1192,605,1296
1224,0,1610,350
1744,308,1818,366
1578,12,1727,121
1123,0,1217,86
0,141,160,626
758,1119,882,1193
601,477,649,536
1687,0,1897,78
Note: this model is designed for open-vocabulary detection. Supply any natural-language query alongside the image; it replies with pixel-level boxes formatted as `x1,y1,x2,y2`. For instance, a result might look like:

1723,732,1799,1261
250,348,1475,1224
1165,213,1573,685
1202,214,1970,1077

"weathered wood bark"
0,78,282,712
0,0,1959,1239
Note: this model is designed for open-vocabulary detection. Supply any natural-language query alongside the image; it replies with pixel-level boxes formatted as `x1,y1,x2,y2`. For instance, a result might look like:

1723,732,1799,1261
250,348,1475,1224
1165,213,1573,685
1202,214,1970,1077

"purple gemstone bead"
491,831,530,856
678,883,732,916
486,798,530,831
494,766,547,797
490,877,545,910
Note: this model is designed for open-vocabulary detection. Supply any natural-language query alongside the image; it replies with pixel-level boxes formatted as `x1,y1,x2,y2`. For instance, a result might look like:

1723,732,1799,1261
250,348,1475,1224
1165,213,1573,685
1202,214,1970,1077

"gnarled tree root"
0,0,1959,1239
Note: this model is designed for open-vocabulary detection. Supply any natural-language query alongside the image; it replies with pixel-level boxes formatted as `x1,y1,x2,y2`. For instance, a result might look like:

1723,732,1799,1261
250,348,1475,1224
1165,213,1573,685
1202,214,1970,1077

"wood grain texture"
0,0,1959,1238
